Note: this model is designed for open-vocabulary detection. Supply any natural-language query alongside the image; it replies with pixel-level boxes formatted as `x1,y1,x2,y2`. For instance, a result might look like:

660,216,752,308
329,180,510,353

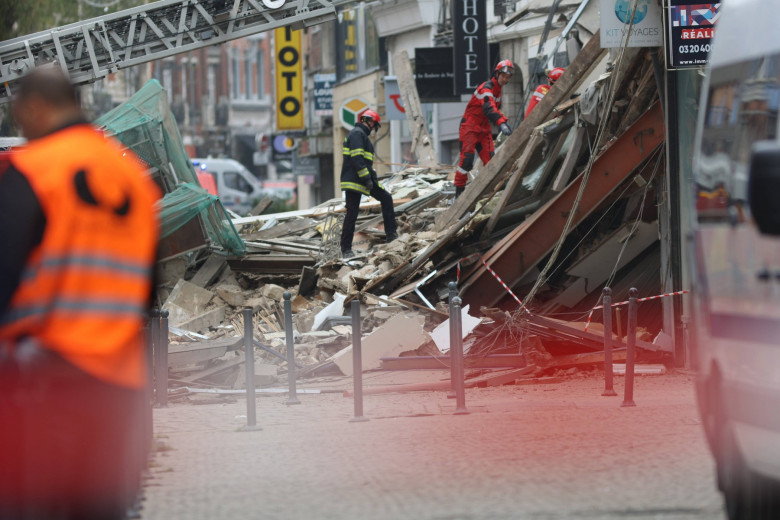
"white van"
692,0,780,517
191,157,263,215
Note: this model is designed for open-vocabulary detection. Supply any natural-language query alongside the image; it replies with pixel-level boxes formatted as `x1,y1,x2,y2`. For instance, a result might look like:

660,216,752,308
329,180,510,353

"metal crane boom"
0,0,337,105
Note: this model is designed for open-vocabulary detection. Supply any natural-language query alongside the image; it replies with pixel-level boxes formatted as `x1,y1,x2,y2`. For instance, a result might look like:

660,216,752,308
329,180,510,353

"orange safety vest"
0,124,160,389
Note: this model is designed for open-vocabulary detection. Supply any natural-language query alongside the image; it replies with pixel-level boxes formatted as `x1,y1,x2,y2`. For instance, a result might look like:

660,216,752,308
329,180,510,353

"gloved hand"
499,122,512,136
365,178,375,191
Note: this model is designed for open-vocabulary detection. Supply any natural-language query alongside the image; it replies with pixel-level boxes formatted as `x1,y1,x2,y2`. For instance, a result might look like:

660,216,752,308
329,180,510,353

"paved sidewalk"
141,370,727,520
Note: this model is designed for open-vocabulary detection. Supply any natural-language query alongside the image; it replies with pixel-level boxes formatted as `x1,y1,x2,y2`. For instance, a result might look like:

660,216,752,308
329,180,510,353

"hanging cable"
514,0,647,315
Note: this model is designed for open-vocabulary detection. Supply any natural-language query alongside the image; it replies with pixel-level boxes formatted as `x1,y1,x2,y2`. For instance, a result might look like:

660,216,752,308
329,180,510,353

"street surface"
141,370,727,520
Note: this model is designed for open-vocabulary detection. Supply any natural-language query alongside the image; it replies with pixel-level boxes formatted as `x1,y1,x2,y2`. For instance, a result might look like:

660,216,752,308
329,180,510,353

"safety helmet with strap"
494,59,514,77
359,109,381,130
547,67,565,84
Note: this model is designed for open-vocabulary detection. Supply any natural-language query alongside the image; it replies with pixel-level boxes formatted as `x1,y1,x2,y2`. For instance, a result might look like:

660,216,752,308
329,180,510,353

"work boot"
386,232,398,243
454,186,465,199
342,249,355,258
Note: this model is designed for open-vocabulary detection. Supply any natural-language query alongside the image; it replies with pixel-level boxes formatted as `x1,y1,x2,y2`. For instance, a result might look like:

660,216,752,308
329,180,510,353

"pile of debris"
155,44,676,391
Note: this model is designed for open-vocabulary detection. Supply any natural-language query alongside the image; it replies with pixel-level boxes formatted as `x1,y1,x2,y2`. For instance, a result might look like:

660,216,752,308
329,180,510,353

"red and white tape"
479,257,532,314
583,290,688,332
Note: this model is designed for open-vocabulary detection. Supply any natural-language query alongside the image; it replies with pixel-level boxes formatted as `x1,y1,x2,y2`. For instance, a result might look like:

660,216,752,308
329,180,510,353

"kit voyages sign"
665,1,720,68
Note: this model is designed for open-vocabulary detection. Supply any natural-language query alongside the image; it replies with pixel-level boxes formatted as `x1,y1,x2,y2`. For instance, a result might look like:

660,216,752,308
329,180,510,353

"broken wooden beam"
459,102,665,310
379,354,528,370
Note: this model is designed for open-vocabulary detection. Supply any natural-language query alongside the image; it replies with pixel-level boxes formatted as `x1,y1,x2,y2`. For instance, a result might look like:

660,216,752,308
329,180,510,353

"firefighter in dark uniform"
339,109,398,257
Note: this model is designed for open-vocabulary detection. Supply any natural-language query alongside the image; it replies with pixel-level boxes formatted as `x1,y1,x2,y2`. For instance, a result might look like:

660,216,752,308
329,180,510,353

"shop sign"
600,0,663,48
313,73,336,116
275,26,304,130
452,0,488,95
665,2,720,68
339,96,371,131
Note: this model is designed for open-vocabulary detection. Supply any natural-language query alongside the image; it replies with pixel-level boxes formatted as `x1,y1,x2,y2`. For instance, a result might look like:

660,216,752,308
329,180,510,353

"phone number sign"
665,2,720,68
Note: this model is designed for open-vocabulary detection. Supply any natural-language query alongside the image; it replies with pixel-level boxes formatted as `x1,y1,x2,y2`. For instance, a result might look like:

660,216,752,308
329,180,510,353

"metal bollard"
349,300,369,422
242,307,261,431
451,297,469,415
622,288,638,407
681,315,691,370
602,288,617,397
283,292,301,405
147,309,159,405
447,281,458,399
155,310,169,407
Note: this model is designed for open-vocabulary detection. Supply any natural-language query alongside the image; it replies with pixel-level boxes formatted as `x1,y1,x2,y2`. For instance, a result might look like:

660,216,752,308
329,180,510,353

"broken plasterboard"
331,313,427,376
429,304,482,354
312,293,347,331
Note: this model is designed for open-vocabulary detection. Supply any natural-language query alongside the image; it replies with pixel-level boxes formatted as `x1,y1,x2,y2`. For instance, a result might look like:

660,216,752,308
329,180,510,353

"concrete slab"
164,279,214,317
177,306,226,334
331,313,427,376
190,255,226,288
216,284,244,307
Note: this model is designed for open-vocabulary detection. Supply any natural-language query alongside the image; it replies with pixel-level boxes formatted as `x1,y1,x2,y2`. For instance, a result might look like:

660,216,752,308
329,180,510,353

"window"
256,48,265,99
224,171,252,193
244,48,253,99
232,52,242,98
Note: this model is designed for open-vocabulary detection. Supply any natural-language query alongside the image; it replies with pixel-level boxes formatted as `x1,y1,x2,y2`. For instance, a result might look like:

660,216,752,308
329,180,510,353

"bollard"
242,308,261,431
349,300,369,422
602,288,617,397
681,315,691,370
283,292,301,405
447,281,458,399
451,297,469,415
156,310,169,407
615,306,623,341
147,309,159,406
622,288,638,407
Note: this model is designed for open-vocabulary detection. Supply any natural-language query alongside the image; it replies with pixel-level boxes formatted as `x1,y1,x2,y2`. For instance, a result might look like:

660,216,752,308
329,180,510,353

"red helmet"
548,67,565,84
494,59,514,76
359,109,381,129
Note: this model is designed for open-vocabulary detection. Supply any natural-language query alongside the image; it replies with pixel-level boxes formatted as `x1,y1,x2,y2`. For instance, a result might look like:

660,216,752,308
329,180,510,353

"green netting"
95,80,245,256
157,183,217,238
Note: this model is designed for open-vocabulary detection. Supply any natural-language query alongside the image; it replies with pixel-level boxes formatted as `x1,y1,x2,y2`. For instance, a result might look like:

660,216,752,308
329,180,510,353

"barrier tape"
455,253,480,284
583,290,689,332
479,257,531,314
454,254,531,314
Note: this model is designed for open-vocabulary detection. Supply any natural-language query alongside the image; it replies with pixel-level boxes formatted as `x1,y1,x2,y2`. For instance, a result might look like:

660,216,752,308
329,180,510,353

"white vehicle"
192,157,264,215
691,0,780,517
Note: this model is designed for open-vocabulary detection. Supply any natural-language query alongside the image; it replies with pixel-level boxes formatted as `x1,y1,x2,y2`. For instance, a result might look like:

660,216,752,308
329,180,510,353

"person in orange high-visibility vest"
0,66,160,519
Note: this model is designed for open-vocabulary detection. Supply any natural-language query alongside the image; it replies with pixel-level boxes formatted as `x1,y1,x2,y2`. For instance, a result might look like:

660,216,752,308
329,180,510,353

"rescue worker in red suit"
525,66,565,118
339,109,398,257
455,59,515,198
0,66,160,519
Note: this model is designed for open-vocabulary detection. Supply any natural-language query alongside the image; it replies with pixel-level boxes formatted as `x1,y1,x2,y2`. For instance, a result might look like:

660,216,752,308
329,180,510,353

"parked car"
691,0,780,517
191,157,263,215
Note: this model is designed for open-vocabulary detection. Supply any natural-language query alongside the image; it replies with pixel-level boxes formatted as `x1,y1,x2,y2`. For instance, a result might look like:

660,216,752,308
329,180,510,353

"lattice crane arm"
0,0,341,105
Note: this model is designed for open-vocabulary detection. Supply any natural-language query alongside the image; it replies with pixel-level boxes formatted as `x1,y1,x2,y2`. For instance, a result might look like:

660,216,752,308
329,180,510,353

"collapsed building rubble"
95,45,677,396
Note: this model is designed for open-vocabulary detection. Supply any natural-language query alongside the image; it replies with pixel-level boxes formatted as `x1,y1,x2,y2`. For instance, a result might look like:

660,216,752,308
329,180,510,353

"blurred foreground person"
0,65,160,519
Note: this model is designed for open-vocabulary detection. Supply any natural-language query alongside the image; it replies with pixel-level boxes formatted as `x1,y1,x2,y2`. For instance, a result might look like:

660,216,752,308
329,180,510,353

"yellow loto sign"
274,26,304,131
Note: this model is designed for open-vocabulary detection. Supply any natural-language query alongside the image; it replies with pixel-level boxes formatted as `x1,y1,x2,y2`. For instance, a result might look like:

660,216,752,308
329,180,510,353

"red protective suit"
525,84,550,118
455,78,508,188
